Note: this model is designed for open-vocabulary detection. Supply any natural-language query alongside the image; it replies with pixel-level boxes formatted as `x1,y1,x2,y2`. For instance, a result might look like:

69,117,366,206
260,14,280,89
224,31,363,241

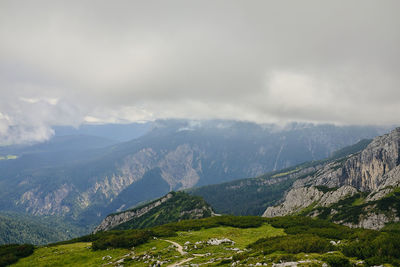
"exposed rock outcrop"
17,184,73,215
342,211,400,230
264,128,400,229
263,185,357,217
340,128,400,191
16,145,206,217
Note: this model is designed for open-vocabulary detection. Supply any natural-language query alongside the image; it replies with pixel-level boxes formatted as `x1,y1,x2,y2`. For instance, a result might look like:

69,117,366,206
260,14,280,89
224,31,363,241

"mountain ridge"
94,191,213,232
0,120,390,231
188,139,373,216
264,127,400,229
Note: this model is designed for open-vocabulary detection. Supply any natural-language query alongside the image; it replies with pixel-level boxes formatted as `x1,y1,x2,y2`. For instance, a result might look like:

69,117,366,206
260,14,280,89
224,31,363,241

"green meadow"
6,216,400,266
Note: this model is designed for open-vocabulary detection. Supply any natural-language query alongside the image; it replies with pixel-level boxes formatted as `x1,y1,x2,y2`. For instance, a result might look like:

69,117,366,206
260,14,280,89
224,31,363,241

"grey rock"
342,211,400,230
264,128,400,229
263,185,357,217
340,129,400,191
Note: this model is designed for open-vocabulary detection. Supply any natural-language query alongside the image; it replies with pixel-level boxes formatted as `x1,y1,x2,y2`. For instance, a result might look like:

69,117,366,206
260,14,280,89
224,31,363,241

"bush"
151,215,264,234
0,254,17,267
249,234,333,254
232,252,249,261
266,216,337,230
365,256,400,266
269,253,298,263
322,254,351,267
0,244,34,267
341,231,400,265
265,216,354,239
217,259,232,265
218,216,264,228
92,230,152,250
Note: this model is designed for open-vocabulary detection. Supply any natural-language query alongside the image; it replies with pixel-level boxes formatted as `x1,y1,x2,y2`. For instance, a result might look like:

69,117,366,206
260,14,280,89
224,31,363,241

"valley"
2,2,399,266
0,120,386,238
2,124,400,266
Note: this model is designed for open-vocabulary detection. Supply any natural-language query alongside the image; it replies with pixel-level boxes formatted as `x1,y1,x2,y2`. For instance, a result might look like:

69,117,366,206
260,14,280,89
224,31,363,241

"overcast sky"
0,0,399,144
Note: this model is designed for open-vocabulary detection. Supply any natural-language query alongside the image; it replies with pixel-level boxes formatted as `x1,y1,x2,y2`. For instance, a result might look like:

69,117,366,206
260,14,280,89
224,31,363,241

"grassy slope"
11,215,400,266
13,224,284,267
113,191,213,230
12,243,130,267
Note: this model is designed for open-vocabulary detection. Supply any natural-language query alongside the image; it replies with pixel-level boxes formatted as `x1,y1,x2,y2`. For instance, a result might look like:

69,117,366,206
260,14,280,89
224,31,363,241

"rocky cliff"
340,128,400,191
264,128,400,229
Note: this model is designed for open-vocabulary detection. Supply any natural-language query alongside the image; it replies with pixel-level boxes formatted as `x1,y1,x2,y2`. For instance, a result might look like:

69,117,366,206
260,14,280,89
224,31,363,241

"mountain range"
2,123,400,266
0,120,391,242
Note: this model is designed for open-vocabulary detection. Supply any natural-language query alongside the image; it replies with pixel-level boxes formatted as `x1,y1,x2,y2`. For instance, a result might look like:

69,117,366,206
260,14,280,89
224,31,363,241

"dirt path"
167,257,194,267
163,239,207,266
162,239,187,255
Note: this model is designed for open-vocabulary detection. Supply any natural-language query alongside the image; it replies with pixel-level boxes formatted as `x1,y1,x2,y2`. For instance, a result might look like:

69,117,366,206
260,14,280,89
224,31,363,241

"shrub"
249,234,333,254
0,244,34,267
151,215,264,234
232,252,249,261
92,230,152,250
269,253,298,263
341,231,400,265
217,259,232,265
265,216,354,239
321,254,350,267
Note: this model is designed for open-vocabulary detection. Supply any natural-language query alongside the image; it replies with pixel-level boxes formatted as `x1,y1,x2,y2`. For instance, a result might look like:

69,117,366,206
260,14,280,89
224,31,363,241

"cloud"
0,0,399,144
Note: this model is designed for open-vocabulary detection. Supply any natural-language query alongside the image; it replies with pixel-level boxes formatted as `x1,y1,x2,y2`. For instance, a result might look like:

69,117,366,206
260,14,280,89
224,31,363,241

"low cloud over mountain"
1,0,399,144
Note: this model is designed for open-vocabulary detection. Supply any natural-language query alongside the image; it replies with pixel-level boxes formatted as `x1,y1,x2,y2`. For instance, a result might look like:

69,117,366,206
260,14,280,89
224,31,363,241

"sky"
0,0,399,145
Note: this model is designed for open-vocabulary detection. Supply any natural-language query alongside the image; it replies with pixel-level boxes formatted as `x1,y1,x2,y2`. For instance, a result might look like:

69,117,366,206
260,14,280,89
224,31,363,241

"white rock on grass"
207,238,235,245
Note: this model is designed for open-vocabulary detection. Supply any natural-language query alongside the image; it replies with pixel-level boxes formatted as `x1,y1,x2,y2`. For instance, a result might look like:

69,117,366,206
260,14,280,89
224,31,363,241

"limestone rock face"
15,144,204,218
340,128,400,191
263,186,357,217
17,184,73,215
157,144,202,190
319,186,359,207
292,161,344,189
263,128,400,229
263,187,323,217
343,212,400,230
